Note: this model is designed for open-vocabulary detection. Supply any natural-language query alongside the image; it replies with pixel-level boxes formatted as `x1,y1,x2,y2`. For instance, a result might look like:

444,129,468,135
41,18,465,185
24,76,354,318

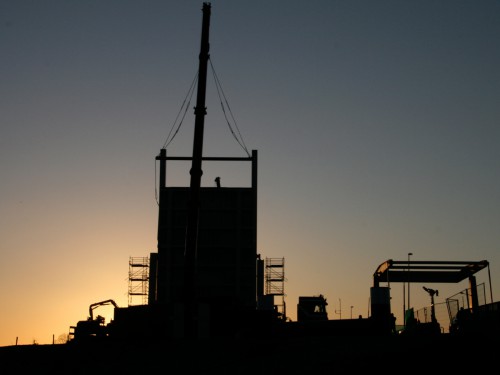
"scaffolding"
265,257,286,319
128,256,149,306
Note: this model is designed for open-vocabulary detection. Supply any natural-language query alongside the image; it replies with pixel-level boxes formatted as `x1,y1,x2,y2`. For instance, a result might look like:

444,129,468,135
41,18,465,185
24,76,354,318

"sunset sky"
1,0,499,346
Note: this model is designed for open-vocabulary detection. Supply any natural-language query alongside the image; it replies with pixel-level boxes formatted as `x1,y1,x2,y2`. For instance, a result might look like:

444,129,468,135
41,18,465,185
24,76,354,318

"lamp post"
350,305,353,319
408,252,413,315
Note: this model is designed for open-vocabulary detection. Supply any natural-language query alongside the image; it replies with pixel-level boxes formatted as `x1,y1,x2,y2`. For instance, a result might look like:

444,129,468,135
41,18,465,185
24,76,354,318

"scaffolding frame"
265,257,286,319
128,256,149,306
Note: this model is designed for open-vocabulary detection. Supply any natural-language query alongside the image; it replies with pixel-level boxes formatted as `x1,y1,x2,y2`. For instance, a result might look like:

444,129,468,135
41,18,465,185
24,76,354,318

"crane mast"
184,1,211,338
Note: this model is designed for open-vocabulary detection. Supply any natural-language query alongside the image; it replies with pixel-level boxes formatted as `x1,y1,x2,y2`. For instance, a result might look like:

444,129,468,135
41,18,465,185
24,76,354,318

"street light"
408,252,413,315
350,305,353,319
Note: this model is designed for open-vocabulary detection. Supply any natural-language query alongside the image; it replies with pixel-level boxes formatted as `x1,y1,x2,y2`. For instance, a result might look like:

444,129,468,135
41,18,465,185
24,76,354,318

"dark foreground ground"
1,333,498,374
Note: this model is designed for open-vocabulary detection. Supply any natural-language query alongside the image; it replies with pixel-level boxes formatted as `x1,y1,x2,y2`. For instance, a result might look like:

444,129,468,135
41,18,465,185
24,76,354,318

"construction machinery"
69,299,118,341
297,295,328,322
66,3,499,344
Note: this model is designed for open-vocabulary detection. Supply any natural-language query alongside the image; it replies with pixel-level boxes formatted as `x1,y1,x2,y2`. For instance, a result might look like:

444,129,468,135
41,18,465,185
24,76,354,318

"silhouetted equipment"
423,286,438,323
70,299,118,341
88,299,119,319
68,1,265,342
398,286,441,335
373,260,490,315
150,2,263,339
297,295,328,322
423,286,438,298
66,3,500,345
373,259,489,284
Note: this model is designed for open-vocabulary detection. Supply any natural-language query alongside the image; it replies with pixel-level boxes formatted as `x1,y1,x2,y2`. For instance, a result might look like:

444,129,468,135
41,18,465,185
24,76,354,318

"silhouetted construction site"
1,3,499,373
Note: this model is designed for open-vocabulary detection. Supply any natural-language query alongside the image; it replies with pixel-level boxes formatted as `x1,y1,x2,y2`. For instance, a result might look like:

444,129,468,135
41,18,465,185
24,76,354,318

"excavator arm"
88,299,119,320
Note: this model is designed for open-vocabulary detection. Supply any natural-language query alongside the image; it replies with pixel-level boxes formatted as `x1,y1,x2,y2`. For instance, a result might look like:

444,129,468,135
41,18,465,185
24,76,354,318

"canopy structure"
373,260,489,286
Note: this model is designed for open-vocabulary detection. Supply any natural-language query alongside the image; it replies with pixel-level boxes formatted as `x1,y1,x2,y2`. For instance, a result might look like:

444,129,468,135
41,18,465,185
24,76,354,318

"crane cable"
209,58,251,157
156,59,251,204
160,60,250,154
156,71,198,205
162,71,199,149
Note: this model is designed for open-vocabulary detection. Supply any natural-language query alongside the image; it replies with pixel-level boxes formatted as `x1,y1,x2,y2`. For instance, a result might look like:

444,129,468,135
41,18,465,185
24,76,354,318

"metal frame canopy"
373,260,489,287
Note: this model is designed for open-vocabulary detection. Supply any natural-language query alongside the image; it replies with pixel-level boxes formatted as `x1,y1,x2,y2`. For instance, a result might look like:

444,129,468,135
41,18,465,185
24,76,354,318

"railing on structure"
446,282,487,326
414,302,449,333
413,282,488,333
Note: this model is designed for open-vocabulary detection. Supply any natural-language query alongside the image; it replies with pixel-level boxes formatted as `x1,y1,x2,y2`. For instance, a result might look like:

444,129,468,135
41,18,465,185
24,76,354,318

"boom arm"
88,299,119,320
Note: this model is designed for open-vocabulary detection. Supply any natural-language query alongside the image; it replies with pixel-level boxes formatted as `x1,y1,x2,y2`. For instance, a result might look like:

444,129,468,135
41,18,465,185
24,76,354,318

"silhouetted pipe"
184,2,211,339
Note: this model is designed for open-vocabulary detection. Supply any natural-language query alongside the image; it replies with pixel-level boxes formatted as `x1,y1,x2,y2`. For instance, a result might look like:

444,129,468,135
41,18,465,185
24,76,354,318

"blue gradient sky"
1,0,499,345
